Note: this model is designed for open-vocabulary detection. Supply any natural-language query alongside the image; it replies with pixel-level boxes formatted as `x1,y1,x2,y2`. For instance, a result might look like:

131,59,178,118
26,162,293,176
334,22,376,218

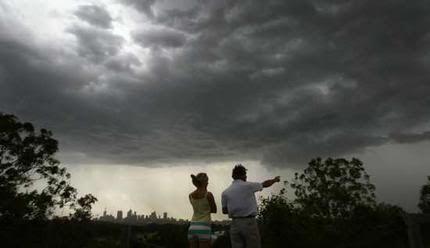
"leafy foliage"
259,188,310,248
418,176,430,214
0,113,96,220
258,157,408,248
70,194,98,221
291,157,376,219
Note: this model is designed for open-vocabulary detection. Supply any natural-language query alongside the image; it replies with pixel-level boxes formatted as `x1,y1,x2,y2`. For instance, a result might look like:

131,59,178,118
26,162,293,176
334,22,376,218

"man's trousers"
230,218,261,248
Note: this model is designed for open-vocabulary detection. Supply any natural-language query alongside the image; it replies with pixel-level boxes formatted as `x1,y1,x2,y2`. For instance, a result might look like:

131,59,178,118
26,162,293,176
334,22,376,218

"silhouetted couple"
188,164,280,248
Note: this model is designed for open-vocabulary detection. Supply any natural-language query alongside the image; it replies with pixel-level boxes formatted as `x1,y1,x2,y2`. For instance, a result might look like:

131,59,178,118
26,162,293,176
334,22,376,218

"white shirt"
221,179,263,218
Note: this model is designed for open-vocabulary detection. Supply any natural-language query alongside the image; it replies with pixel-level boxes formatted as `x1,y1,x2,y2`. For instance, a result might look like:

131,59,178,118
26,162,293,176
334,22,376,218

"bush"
258,157,408,248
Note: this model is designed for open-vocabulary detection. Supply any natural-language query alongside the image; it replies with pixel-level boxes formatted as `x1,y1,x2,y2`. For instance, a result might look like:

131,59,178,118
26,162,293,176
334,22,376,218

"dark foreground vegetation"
1,113,430,248
0,219,189,248
257,157,410,248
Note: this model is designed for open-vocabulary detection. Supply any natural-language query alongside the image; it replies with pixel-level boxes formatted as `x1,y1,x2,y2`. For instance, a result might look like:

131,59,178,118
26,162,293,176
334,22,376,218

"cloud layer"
74,4,113,29
1,0,430,167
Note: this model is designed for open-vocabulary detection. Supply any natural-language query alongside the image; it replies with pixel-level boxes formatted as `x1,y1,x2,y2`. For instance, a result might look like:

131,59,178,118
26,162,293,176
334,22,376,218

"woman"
188,173,217,248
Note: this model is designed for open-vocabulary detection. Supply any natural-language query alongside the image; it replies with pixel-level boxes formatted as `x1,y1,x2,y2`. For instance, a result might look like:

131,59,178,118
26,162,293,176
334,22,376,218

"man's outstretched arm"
262,176,281,188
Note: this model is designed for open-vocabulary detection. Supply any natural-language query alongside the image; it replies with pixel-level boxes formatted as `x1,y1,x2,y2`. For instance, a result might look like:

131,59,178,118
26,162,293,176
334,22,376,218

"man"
221,164,280,248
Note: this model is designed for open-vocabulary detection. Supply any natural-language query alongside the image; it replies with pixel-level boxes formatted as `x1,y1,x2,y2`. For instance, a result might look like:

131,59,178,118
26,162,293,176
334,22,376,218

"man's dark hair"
232,164,247,179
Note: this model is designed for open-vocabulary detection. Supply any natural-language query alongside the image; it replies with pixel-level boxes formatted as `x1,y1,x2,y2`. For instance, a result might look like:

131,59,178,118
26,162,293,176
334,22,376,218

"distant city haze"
1,0,429,219
64,155,426,221
64,162,288,221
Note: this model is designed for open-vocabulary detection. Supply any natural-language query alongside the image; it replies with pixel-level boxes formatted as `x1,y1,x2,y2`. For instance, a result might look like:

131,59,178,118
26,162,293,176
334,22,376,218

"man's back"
222,164,280,248
222,180,262,217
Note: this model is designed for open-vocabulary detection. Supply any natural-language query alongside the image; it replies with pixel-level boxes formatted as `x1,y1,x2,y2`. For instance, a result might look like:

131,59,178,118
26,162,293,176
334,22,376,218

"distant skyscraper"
149,211,157,220
117,210,123,221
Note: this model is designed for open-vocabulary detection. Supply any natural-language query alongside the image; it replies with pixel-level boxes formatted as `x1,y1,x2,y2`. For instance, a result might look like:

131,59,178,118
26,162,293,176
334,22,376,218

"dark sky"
1,0,429,214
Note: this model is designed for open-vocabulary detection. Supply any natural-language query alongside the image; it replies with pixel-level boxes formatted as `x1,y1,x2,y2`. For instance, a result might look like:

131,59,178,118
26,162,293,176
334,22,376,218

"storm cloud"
74,4,113,29
67,25,124,63
133,27,187,48
121,0,156,17
1,0,430,168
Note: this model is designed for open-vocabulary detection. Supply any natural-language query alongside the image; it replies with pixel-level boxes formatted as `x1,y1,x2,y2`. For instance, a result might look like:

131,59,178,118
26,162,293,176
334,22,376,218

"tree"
291,157,376,219
70,194,98,221
258,188,310,248
258,157,407,248
0,113,97,220
418,176,430,214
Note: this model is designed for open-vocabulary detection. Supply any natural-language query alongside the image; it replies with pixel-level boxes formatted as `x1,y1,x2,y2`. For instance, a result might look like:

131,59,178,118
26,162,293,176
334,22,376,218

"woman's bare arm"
207,192,217,213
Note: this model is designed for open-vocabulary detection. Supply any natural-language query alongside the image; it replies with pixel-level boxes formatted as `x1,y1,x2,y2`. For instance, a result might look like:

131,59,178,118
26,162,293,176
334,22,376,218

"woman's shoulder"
190,190,206,199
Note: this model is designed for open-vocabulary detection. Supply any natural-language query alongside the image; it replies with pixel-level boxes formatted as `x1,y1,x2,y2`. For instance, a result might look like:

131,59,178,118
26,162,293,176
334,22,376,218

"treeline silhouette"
1,113,429,248
257,158,408,248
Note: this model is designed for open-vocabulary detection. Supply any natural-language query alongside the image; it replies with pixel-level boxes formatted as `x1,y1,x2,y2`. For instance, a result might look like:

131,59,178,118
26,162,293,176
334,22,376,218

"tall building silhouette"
117,210,123,221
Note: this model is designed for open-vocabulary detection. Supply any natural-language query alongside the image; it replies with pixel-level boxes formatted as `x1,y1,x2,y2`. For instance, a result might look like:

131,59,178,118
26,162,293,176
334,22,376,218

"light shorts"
188,221,211,241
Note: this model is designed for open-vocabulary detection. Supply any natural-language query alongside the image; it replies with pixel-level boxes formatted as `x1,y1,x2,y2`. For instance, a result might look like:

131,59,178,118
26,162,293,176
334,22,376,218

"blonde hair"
190,173,208,187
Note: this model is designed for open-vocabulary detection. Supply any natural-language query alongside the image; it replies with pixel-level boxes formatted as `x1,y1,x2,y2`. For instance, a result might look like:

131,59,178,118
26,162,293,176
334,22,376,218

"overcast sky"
1,0,430,220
